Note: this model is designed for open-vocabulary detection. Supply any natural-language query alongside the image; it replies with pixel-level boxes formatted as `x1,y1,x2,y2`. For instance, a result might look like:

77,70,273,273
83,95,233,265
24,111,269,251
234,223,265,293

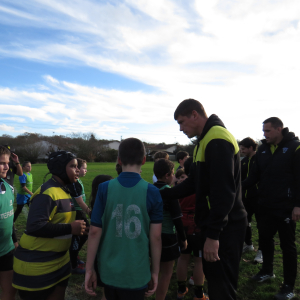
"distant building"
102,140,120,151
148,143,178,161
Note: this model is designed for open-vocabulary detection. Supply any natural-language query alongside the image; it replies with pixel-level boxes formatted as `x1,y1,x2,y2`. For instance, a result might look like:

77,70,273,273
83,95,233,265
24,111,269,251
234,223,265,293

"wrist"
15,162,20,165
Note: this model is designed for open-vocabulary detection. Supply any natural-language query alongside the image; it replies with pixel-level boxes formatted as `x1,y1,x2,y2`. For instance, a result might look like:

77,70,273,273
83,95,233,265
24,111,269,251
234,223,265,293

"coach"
243,117,300,300
160,99,247,300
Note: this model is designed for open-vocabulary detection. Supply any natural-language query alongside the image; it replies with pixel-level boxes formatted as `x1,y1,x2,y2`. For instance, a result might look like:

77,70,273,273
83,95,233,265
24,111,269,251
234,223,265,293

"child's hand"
10,152,19,164
71,220,86,235
180,239,188,251
145,273,158,297
83,226,90,235
85,269,97,296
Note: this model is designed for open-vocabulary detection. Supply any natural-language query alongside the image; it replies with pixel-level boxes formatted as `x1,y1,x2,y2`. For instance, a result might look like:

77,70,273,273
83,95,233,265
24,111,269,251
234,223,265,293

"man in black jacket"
243,117,300,300
239,138,262,263
160,99,247,300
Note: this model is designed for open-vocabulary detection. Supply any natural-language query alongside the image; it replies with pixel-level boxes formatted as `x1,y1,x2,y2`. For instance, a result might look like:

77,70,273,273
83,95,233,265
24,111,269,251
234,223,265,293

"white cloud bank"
0,0,299,143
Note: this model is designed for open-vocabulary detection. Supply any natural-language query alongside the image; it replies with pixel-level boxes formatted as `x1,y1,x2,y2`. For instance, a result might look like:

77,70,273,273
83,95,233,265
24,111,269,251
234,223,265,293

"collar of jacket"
261,127,298,146
197,114,226,143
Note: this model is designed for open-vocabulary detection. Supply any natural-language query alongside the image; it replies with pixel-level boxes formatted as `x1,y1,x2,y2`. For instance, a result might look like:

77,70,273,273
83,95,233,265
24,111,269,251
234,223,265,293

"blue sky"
0,0,299,145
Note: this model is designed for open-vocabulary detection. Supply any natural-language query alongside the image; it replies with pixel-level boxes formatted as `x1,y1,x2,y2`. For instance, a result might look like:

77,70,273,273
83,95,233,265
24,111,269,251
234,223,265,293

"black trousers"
243,197,260,248
259,209,297,287
69,210,89,268
201,217,247,300
14,203,29,222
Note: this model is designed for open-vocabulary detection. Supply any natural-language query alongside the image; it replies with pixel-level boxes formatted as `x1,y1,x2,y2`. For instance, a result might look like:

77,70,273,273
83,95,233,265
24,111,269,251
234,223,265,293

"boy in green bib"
0,145,17,300
14,161,33,222
68,158,91,274
85,138,163,300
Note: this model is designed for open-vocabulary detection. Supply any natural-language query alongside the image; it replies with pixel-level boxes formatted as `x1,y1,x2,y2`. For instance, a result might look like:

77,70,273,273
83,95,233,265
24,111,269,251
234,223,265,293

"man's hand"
71,220,86,235
14,242,19,249
145,273,158,297
292,207,300,222
85,269,98,296
203,237,220,262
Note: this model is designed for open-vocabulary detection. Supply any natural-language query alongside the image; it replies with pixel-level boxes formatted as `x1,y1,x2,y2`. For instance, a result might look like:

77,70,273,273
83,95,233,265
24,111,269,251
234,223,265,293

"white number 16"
111,204,141,239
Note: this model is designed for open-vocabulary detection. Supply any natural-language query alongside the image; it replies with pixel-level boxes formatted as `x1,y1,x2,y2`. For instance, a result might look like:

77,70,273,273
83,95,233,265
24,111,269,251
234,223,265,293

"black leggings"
69,210,89,268
14,203,29,222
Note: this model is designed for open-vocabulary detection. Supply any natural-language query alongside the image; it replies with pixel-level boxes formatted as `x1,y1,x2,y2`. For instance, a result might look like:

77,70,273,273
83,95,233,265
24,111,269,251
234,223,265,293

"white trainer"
243,243,254,253
254,250,263,264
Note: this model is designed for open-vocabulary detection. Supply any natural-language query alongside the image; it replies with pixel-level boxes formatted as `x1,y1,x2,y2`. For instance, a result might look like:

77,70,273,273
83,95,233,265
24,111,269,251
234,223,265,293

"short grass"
9,162,300,299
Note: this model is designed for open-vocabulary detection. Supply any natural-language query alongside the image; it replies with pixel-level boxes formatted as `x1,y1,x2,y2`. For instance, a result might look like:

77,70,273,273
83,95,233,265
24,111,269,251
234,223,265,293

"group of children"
0,141,207,300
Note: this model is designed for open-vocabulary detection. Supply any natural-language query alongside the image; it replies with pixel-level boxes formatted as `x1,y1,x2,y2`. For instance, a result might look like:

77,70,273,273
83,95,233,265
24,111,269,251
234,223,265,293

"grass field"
10,162,300,299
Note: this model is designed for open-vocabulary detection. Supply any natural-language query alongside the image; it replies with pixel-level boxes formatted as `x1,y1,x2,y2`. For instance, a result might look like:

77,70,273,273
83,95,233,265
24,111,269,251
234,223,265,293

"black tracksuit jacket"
160,114,247,240
242,128,300,216
241,154,259,201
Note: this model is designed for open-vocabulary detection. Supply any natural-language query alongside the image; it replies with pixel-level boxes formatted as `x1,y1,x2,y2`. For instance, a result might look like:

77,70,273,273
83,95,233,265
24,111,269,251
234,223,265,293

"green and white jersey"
73,178,86,211
0,179,15,256
98,178,151,289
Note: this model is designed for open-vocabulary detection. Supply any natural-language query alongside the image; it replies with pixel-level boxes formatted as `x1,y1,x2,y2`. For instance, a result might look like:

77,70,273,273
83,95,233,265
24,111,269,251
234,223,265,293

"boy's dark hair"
176,151,189,163
154,151,169,160
90,175,113,209
77,158,87,169
22,161,31,168
175,168,185,179
115,163,122,175
239,138,258,150
0,145,11,156
118,138,145,166
183,156,193,176
174,98,207,120
154,159,174,179
263,117,283,129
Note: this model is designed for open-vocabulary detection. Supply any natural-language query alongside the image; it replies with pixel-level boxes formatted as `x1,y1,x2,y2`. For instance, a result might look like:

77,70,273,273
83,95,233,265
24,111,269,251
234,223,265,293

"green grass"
9,162,300,299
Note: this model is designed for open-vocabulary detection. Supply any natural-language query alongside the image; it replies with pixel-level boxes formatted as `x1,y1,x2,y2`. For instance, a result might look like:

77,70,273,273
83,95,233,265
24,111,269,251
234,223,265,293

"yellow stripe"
296,145,300,152
12,274,70,291
51,211,75,224
20,233,72,252
13,251,70,276
194,126,239,163
43,186,72,201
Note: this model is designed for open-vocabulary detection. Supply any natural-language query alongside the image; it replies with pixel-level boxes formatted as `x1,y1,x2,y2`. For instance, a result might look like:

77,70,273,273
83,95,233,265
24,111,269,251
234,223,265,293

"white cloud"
0,124,15,131
0,0,299,143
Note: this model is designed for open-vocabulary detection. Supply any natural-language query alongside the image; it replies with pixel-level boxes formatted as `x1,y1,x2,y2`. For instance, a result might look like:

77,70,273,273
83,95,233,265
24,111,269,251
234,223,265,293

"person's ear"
117,156,122,165
141,156,146,165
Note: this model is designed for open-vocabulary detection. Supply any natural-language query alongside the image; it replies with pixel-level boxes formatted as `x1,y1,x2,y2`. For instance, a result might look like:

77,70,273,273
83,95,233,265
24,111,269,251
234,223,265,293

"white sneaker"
254,250,263,264
243,243,254,253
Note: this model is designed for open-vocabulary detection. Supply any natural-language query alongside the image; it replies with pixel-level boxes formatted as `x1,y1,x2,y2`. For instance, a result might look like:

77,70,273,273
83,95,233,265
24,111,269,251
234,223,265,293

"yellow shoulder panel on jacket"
43,187,71,201
193,126,239,163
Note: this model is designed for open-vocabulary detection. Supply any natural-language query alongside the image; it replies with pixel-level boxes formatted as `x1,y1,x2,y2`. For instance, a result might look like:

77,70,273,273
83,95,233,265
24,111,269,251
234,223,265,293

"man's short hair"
22,161,31,168
239,138,258,150
153,159,174,179
118,138,145,166
263,117,283,129
77,158,87,169
154,151,169,160
176,151,189,163
0,145,11,156
175,168,185,179
183,156,193,176
174,98,207,120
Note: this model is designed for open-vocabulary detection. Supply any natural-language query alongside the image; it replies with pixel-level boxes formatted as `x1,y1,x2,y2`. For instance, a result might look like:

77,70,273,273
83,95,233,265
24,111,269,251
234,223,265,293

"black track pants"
202,217,247,300
259,212,297,287
70,210,89,269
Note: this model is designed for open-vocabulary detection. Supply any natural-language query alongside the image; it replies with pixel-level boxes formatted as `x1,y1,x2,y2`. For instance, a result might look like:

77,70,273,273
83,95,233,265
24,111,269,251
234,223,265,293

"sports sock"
177,280,187,293
194,284,204,298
